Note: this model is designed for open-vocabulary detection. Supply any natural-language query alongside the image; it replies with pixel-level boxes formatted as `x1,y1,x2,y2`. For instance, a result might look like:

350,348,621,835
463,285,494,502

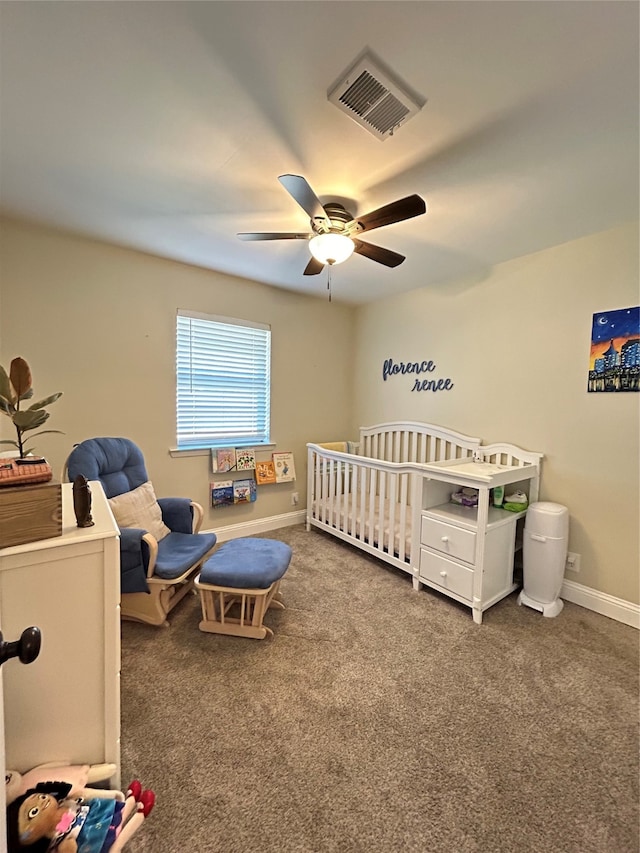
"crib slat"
329,459,339,527
387,472,396,555
378,470,386,551
350,462,357,536
398,472,408,562
341,461,349,535
369,466,376,545
358,465,367,544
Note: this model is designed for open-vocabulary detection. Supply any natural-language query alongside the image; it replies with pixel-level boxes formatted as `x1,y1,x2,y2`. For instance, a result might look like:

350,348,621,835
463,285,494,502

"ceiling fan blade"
303,256,325,276
237,232,311,241
352,239,405,268
347,194,426,235
278,175,331,229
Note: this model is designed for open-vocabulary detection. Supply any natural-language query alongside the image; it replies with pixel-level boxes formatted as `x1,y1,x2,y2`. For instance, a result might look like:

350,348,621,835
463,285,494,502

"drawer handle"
441,536,449,543
439,571,447,578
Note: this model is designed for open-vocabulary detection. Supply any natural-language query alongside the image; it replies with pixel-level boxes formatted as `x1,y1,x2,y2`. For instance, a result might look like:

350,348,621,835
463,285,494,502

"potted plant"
0,357,63,458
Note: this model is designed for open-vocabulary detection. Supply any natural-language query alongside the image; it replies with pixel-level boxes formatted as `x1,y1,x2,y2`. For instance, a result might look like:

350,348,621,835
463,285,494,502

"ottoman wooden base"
195,577,285,640
195,537,292,640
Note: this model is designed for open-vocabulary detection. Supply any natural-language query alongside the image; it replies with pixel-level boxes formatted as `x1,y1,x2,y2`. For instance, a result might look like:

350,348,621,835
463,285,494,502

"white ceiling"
1,1,638,305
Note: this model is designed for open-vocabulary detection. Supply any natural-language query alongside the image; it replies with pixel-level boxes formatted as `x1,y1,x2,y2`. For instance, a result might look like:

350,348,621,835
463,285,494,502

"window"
176,310,271,450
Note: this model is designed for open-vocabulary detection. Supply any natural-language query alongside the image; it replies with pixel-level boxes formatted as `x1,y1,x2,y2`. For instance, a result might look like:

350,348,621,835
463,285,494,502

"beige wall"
1,217,638,606
0,218,356,527
354,221,640,604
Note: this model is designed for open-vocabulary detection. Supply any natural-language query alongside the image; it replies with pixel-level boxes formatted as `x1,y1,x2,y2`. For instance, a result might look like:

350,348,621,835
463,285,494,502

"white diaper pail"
518,502,569,618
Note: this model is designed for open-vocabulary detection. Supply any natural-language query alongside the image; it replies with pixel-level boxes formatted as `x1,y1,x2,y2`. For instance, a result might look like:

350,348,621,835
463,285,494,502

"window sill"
169,444,277,459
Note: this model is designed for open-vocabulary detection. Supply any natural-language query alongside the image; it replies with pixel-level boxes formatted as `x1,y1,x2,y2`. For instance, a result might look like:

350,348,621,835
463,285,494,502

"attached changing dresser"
416,448,542,623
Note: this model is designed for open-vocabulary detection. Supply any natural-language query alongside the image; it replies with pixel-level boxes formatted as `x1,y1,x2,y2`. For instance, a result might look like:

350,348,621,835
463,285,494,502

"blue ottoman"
195,538,292,639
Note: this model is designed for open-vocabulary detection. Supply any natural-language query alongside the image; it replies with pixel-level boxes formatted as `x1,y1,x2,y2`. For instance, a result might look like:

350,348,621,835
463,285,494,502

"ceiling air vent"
328,51,425,141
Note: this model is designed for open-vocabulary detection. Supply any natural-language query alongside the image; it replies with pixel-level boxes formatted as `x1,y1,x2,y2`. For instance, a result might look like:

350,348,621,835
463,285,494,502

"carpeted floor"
120,525,639,853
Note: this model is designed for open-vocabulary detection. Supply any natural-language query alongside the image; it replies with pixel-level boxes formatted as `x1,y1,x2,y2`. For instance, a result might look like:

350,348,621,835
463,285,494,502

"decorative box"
0,481,63,548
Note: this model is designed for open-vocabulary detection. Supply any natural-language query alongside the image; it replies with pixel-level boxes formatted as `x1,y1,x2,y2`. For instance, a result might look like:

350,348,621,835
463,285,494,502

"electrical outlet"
291,492,299,506
565,552,581,573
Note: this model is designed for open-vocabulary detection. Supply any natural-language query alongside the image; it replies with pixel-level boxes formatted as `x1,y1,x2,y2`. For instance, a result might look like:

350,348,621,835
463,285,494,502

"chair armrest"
190,501,204,533
141,533,158,578
158,497,193,534
119,528,151,594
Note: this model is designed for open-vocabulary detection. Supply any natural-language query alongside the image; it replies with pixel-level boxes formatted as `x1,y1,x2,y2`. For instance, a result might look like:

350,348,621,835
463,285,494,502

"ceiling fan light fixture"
309,233,354,265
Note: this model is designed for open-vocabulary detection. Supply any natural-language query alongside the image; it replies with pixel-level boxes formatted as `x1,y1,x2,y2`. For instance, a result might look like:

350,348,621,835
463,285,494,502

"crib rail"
479,443,543,503
306,444,416,573
479,442,543,468
359,421,480,464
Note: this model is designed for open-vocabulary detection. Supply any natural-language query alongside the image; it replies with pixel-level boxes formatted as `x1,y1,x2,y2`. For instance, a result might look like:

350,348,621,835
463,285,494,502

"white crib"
306,421,543,623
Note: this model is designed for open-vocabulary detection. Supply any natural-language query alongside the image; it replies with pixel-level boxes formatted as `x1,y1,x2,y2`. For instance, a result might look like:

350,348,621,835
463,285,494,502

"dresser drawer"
420,515,476,564
419,549,474,601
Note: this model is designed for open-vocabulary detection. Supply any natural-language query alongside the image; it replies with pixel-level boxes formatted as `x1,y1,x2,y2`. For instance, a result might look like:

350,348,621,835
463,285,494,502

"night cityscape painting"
588,306,640,392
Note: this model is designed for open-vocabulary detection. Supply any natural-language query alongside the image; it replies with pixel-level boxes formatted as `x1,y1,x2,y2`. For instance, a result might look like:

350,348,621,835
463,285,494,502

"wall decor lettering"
382,358,455,392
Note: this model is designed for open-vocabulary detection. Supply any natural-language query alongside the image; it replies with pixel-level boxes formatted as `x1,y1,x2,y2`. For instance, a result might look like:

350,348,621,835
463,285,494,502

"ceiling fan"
237,175,426,276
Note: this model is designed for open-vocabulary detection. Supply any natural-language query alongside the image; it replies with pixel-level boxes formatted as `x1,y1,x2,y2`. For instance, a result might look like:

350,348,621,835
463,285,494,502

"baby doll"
6,779,155,853
6,763,118,806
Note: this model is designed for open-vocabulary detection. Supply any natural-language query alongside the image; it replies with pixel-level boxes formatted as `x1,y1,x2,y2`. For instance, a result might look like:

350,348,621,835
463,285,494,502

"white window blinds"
176,310,271,449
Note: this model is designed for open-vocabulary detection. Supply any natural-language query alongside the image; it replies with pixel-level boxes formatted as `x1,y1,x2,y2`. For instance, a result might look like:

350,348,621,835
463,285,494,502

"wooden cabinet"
413,450,541,624
0,481,121,784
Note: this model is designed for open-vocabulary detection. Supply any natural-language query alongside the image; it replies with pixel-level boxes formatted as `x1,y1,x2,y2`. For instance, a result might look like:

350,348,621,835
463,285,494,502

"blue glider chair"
66,437,217,627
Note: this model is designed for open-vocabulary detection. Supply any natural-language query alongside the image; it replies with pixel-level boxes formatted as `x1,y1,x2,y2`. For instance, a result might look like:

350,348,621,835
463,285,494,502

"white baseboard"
561,578,640,629
202,509,306,543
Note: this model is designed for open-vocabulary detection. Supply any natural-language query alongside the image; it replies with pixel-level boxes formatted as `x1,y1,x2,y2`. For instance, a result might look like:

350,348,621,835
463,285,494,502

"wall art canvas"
588,306,639,392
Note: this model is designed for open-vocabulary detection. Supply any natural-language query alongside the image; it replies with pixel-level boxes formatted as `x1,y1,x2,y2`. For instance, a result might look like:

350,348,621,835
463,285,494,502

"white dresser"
0,481,120,782
414,451,542,624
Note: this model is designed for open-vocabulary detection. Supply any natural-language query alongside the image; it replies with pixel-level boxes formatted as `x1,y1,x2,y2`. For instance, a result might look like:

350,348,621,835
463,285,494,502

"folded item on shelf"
451,487,478,507
503,490,528,512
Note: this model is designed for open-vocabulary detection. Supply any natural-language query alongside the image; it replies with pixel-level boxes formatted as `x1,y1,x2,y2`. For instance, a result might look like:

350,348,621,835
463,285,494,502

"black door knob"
0,626,42,666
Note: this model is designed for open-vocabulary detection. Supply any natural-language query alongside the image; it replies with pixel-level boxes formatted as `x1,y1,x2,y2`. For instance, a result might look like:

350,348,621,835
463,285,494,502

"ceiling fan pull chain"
327,265,332,302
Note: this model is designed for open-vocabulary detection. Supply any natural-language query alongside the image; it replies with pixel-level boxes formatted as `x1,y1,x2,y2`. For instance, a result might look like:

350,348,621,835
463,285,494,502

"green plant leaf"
19,388,35,401
9,358,32,398
0,439,19,447
0,395,15,415
13,409,49,431
27,429,64,438
27,392,63,411
0,366,16,405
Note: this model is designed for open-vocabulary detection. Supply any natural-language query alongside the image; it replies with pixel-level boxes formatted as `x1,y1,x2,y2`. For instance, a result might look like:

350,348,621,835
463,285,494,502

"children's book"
212,447,236,473
211,480,234,508
235,447,256,471
255,460,277,485
233,478,256,504
272,451,296,483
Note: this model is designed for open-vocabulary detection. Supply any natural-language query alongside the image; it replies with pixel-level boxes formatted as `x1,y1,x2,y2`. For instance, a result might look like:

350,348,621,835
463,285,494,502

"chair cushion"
108,481,171,541
67,437,148,498
200,538,292,589
155,531,218,579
